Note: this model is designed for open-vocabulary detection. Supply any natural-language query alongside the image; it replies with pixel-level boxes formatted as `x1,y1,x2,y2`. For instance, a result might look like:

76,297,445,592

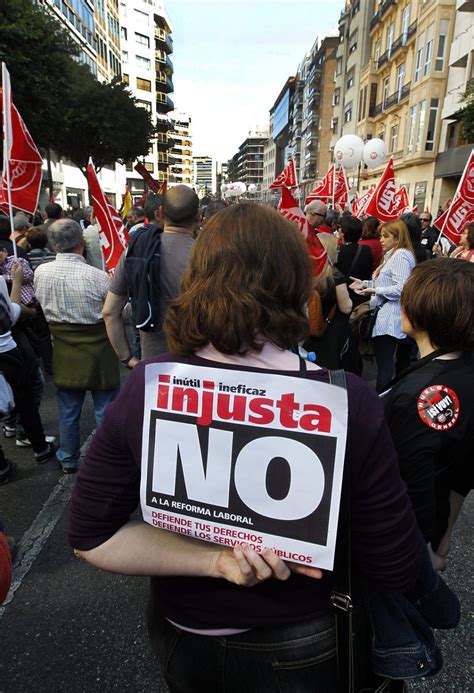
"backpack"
124,224,162,332
307,290,336,338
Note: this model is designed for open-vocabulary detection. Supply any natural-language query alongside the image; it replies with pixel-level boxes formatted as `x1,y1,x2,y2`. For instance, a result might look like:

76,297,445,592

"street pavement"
0,371,472,692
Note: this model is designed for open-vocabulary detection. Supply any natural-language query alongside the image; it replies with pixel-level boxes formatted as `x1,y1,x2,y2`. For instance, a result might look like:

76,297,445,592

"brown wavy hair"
401,258,474,350
379,219,414,256
164,203,312,355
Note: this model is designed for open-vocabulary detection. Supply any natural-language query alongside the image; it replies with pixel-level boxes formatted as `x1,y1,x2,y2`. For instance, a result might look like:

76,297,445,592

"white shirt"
371,248,415,340
34,253,110,324
0,276,21,353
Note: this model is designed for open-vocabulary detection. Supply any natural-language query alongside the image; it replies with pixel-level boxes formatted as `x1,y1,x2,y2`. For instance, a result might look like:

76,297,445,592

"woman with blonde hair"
350,219,416,392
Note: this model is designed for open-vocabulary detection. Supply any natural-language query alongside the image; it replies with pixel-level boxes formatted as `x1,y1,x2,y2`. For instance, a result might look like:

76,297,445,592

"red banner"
392,186,410,216
87,159,129,274
334,166,350,212
0,64,42,215
364,158,397,222
352,186,375,218
433,150,474,245
305,165,334,203
134,162,167,194
278,187,327,276
269,159,297,189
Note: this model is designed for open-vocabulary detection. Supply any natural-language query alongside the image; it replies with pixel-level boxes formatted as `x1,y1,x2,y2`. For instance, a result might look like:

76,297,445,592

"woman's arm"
375,251,414,301
335,282,352,315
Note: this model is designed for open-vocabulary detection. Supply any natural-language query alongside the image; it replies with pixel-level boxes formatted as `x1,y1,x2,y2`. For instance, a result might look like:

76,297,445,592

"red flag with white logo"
392,186,411,216
0,63,43,216
433,150,474,245
352,186,375,218
364,158,397,222
87,159,129,274
278,186,327,276
334,166,351,212
269,159,297,189
305,164,335,203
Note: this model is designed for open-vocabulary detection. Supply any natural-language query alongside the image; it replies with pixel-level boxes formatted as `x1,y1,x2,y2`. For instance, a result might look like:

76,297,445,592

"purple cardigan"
69,355,422,630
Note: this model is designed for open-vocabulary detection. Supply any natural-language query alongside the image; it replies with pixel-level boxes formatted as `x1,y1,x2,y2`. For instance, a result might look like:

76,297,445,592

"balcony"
156,93,174,114
372,82,411,116
156,72,173,93
370,0,396,31
155,27,173,54
155,51,173,74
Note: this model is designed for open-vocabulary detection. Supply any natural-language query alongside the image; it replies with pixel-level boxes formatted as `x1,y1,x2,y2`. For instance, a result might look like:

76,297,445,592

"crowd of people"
0,187,473,691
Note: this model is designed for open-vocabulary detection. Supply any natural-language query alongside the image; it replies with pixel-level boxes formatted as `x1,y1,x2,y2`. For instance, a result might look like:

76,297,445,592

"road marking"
0,432,95,617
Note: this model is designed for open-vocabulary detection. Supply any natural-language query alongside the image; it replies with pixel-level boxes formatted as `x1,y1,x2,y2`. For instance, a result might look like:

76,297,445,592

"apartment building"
356,0,456,210
432,0,474,210
169,112,193,186
271,78,297,180
332,0,376,163
262,112,277,202
95,0,121,81
120,0,174,196
193,156,216,196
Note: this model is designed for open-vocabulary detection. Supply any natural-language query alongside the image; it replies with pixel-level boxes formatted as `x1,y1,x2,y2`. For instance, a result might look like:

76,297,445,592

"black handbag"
357,300,386,341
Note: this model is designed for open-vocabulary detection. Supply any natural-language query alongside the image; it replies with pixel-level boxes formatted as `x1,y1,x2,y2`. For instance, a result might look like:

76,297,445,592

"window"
333,88,340,106
121,50,128,63
346,69,355,90
425,98,439,151
390,124,399,153
424,25,434,76
344,102,353,123
136,100,151,112
415,100,426,151
332,117,339,134
135,54,150,69
359,86,367,121
134,9,149,24
407,105,417,152
144,163,154,172
336,58,343,76
137,77,151,92
435,20,449,71
396,63,405,100
414,33,424,81
121,27,127,41
387,23,395,57
135,32,150,47
122,73,129,85
383,77,390,107
374,40,381,63
402,5,410,42
349,30,358,54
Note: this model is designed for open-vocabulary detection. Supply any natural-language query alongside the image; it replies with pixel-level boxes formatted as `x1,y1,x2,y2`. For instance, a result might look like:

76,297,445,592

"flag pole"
1,63,17,260
435,155,469,246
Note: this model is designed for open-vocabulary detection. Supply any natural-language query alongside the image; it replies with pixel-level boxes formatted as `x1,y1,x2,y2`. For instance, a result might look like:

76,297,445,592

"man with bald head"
304,200,331,234
103,186,199,361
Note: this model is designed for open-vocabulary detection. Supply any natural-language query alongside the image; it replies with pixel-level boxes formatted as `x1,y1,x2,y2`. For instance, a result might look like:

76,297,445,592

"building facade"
193,156,216,196
169,112,193,186
356,0,456,211
230,132,269,190
432,0,474,211
96,0,121,81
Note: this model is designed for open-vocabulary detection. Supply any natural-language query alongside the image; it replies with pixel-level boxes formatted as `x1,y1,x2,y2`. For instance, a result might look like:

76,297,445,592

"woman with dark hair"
69,204,422,692
383,258,474,570
359,216,382,271
450,222,474,262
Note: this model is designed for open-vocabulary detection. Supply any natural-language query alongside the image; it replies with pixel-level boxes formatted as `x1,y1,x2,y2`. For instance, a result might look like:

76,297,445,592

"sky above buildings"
167,0,341,164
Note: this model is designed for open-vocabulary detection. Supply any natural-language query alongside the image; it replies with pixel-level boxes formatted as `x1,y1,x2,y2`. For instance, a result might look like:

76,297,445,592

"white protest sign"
140,363,348,570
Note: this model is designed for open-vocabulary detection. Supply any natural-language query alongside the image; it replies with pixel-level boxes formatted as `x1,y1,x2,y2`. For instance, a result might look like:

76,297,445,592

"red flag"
392,187,410,216
0,65,42,215
412,206,418,214
305,165,335,203
87,159,129,274
433,150,474,245
352,186,375,218
134,162,167,194
364,158,397,222
334,166,350,212
278,187,327,276
269,159,297,189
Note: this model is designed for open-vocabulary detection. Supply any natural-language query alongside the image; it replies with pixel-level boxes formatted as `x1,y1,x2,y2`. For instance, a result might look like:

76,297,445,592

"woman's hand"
10,262,24,284
212,543,323,587
349,277,374,296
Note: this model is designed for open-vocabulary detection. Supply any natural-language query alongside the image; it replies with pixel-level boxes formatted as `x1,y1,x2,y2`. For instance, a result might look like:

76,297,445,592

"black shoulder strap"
346,244,363,279
329,369,353,693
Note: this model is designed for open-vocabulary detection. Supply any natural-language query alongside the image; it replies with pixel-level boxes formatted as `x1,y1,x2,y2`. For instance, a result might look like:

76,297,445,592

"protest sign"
140,363,348,570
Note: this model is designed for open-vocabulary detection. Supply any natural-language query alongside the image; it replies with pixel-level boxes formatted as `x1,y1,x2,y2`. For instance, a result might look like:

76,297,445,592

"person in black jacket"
335,215,373,306
400,213,429,263
0,216,29,260
383,258,474,569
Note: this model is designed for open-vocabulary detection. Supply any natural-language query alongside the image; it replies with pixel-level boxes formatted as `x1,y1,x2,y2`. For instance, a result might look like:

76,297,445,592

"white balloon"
333,135,364,169
248,184,257,193
362,139,387,169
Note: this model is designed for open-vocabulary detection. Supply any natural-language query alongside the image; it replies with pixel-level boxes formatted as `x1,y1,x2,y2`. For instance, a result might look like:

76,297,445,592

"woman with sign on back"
69,204,423,692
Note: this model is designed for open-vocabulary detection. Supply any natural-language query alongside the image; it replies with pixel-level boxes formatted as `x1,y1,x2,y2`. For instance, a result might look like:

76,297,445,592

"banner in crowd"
352,185,375,218
434,150,474,245
392,186,411,216
140,362,348,570
334,165,350,212
87,159,129,274
278,186,327,276
0,63,42,217
269,159,297,190
134,162,167,194
364,158,398,222
305,164,335,204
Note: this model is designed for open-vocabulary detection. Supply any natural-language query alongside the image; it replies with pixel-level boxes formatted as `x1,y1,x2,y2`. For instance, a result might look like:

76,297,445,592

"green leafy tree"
458,81,474,144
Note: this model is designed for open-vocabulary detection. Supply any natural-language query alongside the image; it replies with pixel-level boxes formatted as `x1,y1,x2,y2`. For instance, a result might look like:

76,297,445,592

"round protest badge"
417,385,460,431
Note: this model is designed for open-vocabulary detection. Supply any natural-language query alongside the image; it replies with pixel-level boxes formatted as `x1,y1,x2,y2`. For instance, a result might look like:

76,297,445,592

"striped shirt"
371,248,415,340
34,253,110,325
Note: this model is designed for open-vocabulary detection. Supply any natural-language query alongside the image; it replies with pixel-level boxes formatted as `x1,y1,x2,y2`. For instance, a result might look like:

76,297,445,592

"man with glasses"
304,200,331,234
420,211,438,254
